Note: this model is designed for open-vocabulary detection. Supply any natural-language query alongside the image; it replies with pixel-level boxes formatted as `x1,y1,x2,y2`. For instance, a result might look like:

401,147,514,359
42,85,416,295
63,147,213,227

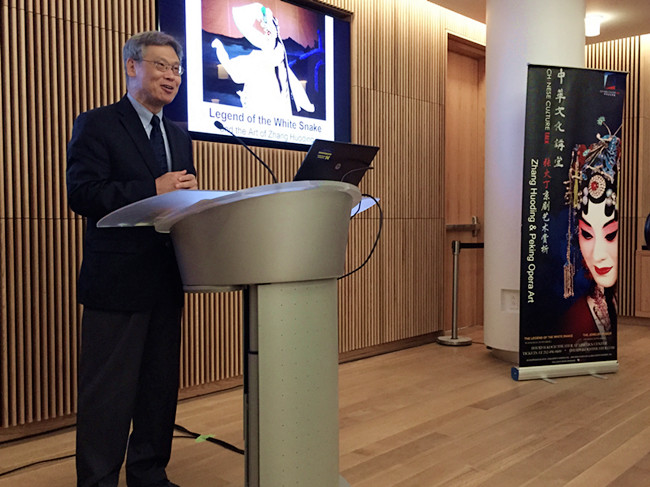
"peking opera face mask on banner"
562,118,620,338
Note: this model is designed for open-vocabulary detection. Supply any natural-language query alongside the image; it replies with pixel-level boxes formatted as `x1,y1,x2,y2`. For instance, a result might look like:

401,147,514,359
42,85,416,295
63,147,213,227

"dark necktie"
149,115,168,176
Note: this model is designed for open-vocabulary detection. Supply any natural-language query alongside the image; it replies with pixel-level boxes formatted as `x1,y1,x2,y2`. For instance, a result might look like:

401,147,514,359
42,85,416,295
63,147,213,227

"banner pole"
437,240,472,346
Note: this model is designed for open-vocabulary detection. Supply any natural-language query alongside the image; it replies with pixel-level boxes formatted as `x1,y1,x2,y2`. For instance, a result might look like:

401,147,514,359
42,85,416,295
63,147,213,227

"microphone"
213,120,278,184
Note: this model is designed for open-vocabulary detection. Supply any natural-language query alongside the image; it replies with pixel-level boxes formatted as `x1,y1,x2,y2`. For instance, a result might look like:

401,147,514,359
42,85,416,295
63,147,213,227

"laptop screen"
293,139,379,186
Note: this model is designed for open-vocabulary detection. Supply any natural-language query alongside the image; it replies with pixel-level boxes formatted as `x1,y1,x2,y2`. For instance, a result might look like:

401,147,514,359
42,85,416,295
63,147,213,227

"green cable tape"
195,434,215,443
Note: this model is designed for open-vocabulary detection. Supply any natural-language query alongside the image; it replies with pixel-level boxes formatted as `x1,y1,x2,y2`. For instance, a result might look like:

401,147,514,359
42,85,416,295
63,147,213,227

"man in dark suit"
67,31,197,487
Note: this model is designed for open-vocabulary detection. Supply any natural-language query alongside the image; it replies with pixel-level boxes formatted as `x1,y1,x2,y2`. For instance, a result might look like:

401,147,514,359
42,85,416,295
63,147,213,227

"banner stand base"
511,360,619,381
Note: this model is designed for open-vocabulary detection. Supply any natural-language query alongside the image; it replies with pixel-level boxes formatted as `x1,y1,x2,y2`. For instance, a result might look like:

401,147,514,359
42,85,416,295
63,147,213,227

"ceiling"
432,0,650,43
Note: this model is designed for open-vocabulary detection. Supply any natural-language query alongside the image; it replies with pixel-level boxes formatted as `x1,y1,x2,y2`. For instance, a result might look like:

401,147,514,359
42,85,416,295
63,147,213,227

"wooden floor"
1,320,650,486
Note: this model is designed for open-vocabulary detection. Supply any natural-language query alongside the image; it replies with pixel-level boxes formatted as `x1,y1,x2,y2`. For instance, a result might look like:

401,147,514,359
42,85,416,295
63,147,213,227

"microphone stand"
214,121,278,184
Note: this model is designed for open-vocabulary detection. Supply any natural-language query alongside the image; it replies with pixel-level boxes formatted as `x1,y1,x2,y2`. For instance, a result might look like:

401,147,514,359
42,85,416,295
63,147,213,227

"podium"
98,181,361,487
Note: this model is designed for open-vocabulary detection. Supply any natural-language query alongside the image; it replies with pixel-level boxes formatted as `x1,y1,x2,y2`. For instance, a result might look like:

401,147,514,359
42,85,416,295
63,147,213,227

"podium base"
246,280,342,486
436,335,472,346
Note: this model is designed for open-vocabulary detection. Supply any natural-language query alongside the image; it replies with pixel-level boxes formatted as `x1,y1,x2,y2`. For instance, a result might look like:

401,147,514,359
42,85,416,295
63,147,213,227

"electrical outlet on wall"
501,289,520,312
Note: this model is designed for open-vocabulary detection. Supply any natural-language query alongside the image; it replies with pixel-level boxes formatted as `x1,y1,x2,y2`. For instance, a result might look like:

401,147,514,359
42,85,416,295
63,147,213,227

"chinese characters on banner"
519,66,627,368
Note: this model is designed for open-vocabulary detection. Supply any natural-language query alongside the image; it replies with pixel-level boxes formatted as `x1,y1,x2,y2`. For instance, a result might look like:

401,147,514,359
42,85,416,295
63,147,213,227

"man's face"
126,44,181,113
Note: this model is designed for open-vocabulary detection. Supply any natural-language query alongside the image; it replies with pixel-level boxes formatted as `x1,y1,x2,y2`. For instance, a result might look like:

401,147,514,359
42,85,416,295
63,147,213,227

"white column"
483,0,586,357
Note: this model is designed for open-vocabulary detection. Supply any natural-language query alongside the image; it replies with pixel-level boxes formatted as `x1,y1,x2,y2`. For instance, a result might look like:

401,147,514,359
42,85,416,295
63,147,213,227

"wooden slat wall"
642,36,650,253
2,0,645,442
0,0,156,435
586,37,641,316
0,0,472,440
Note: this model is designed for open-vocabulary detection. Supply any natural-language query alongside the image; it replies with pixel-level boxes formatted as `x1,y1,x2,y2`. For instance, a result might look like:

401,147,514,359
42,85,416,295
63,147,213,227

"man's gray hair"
122,31,183,68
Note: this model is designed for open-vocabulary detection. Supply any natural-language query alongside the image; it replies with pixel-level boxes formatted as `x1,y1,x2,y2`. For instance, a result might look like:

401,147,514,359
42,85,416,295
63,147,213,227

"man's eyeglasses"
139,59,184,76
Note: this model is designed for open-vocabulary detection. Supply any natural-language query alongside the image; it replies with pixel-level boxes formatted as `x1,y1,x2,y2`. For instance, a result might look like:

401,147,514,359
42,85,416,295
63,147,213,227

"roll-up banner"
513,65,627,381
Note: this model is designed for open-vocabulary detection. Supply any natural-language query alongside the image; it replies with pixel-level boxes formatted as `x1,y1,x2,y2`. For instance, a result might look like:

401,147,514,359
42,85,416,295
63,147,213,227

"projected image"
205,2,324,119
159,0,350,148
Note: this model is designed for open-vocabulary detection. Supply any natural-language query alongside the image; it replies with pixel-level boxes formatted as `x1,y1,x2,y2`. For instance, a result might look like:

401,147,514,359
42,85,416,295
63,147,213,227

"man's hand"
155,170,198,194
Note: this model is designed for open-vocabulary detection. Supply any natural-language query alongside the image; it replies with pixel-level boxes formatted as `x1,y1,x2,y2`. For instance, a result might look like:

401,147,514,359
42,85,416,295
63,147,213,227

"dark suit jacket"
67,95,195,311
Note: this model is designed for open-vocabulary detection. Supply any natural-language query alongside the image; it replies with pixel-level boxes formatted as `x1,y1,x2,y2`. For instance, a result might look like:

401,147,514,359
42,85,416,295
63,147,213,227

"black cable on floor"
174,424,244,455
0,425,243,478
0,453,75,478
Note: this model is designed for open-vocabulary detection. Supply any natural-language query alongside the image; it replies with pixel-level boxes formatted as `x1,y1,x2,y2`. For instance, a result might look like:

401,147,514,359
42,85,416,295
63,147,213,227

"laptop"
293,139,379,186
